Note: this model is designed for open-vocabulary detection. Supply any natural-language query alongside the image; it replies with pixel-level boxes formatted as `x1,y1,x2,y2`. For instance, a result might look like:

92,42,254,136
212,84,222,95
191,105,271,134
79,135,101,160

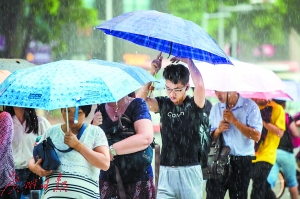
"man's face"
214,91,227,103
165,79,187,104
252,98,269,106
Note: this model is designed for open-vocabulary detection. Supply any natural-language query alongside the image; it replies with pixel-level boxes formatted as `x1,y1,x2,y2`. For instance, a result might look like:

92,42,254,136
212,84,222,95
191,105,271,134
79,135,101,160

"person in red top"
0,111,17,198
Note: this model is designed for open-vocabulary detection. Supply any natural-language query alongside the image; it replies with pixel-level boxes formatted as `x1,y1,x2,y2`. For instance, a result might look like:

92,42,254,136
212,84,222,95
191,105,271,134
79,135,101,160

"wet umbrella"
0,60,147,110
0,70,11,84
190,59,285,93
205,90,291,100
0,58,35,72
0,60,158,131
96,10,232,65
279,80,300,101
88,59,159,85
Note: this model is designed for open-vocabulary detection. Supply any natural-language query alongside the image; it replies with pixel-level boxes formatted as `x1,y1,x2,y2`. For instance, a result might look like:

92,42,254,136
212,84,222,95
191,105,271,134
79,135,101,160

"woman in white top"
28,105,110,199
5,106,51,198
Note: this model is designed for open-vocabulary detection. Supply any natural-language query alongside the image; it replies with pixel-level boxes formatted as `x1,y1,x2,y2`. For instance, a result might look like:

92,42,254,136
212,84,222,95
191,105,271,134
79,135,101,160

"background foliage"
0,0,98,58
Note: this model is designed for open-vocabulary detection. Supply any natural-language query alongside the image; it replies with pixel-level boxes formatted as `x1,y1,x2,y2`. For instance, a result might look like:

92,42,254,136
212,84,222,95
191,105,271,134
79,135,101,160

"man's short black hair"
273,99,286,105
163,64,189,85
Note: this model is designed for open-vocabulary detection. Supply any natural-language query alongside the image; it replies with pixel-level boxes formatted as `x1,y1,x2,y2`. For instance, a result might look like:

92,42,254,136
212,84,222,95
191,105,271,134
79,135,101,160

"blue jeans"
268,149,298,188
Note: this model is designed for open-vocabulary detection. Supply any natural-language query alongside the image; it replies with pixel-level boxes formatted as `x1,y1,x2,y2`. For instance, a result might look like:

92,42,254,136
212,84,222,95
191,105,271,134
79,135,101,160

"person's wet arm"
136,53,162,112
28,157,53,177
64,130,110,170
263,105,285,138
289,121,300,137
170,57,205,108
111,119,154,155
79,145,110,171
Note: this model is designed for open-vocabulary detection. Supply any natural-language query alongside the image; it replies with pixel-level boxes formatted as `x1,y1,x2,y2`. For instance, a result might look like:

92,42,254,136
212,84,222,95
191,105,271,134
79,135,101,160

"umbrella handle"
66,107,69,132
226,92,229,109
148,71,157,97
167,42,173,59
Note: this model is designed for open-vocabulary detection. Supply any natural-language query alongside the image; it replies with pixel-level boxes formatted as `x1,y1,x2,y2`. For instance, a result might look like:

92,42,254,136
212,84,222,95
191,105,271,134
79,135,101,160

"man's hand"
218,120,230,132
223,109,237,124
170,57,192,65
150,52,163,75
64,129,80,148
92,111,103,126
33,159,53,177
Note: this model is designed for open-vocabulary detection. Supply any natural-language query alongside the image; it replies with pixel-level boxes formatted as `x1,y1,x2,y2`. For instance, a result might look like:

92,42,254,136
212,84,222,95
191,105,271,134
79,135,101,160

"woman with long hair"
5,106,51,198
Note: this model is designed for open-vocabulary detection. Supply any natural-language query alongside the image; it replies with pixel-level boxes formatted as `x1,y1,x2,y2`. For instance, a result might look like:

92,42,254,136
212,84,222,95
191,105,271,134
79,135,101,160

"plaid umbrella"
96,10,232,65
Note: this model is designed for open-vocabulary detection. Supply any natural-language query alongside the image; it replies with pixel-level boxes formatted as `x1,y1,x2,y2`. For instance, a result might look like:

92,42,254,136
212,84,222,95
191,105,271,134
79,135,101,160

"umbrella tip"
16,60,20,64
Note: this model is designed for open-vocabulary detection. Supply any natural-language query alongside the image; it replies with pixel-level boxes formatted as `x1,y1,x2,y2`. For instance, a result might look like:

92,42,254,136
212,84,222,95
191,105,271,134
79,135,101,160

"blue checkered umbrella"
96,10,232,65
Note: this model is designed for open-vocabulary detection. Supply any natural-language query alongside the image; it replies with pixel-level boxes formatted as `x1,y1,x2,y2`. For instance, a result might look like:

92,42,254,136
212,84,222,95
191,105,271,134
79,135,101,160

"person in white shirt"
5,106,51,198
28,105,110,199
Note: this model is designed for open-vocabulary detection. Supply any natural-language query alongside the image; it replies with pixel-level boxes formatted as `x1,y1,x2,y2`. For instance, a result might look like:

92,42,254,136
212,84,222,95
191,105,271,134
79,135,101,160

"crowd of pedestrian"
1,53,300,199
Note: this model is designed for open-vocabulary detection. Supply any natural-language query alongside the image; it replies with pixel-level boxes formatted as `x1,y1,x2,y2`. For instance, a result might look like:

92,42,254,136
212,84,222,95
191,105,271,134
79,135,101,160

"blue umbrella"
0,58,35,72
88,59,159,85
96,10,232,65
0,60,143,110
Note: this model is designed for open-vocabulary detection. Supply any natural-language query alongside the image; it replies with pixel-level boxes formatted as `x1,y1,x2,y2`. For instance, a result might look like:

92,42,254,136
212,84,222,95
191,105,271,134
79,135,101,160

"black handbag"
202,134,231,180
106,114,153,172
33,123,87,170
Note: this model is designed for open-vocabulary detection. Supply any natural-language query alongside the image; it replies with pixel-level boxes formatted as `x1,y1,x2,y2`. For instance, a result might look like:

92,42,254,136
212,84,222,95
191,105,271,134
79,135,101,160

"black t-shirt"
278,114,294,153
155,96,205,166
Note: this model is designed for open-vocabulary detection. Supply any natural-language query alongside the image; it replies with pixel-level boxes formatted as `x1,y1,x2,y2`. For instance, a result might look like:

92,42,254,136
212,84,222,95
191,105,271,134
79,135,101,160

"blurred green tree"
0,0,98,59
169,0,299,46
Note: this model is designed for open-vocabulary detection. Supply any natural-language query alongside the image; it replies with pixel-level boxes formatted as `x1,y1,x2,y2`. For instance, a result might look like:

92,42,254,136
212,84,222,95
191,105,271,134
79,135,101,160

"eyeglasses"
165,86,186,93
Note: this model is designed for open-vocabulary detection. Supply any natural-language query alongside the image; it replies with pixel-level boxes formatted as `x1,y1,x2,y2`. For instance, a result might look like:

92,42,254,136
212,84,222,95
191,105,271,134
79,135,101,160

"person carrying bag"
92,96,156,199
206,92,262,199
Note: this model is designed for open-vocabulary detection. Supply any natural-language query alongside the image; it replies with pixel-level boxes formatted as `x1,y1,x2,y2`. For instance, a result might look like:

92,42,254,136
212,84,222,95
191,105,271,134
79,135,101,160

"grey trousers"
157,165,203,199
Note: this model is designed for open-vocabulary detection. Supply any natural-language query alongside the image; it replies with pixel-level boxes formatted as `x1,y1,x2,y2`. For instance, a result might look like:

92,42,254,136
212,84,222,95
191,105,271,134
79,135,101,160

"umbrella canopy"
0,70,11,84
96,10,232,65
205,90,291,100
88,59,159,85
155,79,290,100
272,80,300,101
0,60,144,110
0,58,35,72
190,59,285,93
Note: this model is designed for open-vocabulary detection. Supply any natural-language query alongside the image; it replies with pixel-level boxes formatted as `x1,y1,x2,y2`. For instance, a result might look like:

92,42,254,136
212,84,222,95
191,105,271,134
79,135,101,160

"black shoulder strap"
54,123,88,153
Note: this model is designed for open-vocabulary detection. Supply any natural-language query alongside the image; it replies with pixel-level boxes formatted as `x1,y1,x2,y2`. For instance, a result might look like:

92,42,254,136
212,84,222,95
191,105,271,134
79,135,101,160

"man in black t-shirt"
137,53,207,199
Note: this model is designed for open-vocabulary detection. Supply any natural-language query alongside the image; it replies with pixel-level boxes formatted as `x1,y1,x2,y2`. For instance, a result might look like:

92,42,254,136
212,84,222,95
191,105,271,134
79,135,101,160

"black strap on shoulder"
54,123,88,153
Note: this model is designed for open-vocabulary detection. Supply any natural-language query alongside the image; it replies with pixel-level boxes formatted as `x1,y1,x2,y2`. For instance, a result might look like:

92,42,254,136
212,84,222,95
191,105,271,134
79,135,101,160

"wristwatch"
109,145,117,156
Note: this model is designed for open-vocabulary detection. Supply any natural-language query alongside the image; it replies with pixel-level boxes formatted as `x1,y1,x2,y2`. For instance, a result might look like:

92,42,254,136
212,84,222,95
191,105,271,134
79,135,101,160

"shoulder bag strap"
115,165,126,199
54,123,88,153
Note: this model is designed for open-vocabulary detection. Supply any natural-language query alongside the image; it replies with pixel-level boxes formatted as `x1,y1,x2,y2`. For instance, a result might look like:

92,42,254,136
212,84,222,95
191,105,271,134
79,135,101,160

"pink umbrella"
205,89,292,100
191,59,285,93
